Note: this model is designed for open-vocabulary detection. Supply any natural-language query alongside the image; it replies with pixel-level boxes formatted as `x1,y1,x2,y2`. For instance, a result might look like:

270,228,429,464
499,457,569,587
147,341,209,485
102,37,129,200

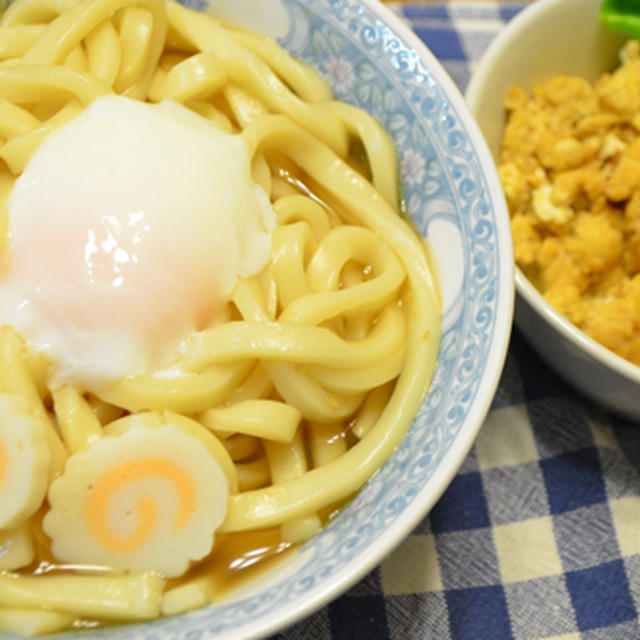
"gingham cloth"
272,4,640,640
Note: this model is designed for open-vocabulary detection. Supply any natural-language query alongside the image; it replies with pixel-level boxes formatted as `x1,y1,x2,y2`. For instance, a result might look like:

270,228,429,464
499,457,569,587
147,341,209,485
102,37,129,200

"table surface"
271,3,640,640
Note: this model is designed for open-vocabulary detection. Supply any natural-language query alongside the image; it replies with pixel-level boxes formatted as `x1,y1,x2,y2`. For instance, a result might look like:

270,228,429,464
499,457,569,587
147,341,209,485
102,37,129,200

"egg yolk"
0,96,275,387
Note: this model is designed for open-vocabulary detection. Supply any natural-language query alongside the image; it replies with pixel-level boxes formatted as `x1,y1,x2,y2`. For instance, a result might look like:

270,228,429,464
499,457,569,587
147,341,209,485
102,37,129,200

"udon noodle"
0,0,441,633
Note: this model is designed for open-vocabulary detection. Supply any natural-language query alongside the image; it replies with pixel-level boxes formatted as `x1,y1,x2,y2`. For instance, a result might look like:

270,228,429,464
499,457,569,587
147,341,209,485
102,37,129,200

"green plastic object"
601,0,640,38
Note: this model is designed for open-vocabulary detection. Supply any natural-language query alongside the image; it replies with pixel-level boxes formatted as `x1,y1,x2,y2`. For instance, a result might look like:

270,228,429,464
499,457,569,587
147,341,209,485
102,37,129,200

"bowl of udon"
0,0,513,637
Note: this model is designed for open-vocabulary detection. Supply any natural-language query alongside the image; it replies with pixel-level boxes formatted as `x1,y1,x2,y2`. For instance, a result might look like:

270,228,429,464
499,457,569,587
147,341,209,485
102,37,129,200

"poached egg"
0,96,275,387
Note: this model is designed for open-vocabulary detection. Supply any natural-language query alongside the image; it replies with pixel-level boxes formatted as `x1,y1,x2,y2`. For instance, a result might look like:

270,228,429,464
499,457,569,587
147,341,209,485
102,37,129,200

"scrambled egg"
499,40,640,366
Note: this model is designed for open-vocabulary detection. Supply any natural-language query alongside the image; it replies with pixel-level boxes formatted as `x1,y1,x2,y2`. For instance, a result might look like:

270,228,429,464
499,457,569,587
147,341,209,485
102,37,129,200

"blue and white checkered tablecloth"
272,3,640,640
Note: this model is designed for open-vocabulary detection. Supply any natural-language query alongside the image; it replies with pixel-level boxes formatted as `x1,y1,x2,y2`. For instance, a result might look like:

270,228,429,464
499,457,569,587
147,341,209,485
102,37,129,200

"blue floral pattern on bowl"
37,1,511,638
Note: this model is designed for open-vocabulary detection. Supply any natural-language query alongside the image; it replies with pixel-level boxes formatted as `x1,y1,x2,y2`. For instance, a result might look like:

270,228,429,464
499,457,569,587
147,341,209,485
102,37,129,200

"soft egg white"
0,95,275,387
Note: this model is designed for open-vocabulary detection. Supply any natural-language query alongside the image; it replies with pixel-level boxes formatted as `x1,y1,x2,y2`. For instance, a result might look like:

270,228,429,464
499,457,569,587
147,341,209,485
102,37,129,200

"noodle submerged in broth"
0,0,441,633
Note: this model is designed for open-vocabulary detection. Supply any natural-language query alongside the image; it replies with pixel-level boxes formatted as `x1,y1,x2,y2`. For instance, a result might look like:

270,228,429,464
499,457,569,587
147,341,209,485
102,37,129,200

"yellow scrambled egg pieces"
499,41,640,366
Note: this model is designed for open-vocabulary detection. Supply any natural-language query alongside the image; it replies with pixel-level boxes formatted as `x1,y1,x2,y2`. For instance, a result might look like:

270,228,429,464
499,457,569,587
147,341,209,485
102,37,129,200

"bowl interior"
34,1,513,638
467,0,627,162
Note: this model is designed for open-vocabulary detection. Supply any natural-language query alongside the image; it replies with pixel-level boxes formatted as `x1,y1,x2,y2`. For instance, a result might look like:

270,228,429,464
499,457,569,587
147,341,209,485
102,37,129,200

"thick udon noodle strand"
0,0,440,633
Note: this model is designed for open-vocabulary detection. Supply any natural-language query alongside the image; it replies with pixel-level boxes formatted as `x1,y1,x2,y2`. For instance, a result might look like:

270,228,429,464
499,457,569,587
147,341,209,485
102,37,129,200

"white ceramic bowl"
33,1,513,638
466,0,640,421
